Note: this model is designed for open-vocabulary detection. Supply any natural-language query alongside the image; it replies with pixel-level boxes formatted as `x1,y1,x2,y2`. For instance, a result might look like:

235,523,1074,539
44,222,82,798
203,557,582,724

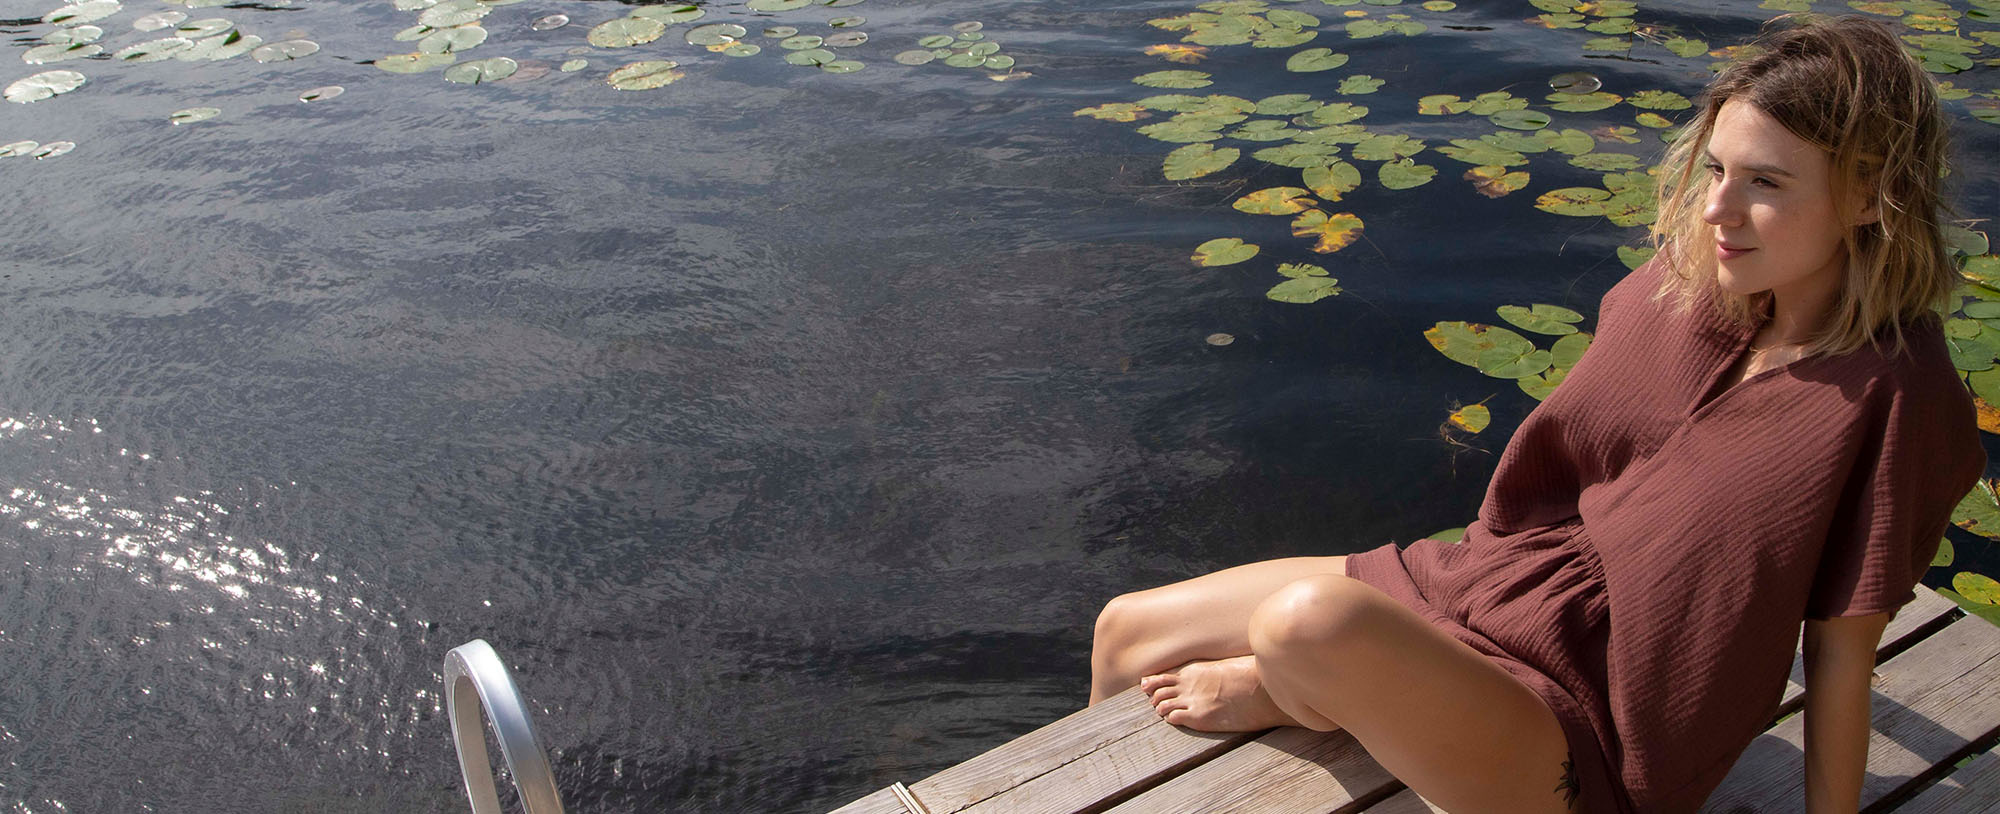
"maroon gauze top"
1345,257,1986,812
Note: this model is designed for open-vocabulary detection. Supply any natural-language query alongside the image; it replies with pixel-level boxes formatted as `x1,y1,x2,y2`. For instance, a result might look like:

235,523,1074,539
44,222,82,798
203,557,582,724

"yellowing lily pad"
1447,403,1490,432
1193,237,1259,266
1303,160,1363,199
1235,187,1316,215
1465,165,1528,198
606,59,683,90
1536,187,1611,216
1134,70,1212,88
1291,209,1364,253
1627,89,1691,110
1145,43,1209,63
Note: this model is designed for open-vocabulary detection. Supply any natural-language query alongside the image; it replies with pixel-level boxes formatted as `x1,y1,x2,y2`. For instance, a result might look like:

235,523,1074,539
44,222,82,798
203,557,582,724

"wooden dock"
828,589,2000,814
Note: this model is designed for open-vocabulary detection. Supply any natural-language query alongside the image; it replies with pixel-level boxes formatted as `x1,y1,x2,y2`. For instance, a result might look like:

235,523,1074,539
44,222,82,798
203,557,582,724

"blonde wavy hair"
1650,14,1959,359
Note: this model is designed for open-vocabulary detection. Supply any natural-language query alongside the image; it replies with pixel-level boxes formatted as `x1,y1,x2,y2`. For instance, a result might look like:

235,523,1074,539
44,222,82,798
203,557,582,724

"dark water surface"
3,0,1999,810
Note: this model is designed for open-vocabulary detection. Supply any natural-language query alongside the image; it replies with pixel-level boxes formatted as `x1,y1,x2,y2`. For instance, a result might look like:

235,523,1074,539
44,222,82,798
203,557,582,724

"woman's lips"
1717,242,1754,261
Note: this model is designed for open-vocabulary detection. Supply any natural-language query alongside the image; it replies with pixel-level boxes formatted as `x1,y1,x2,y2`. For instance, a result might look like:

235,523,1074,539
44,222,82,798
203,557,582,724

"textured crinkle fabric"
1344,258,1986,813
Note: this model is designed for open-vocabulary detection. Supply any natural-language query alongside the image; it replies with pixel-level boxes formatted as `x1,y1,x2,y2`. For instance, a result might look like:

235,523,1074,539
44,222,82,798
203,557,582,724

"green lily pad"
558,58,587,72
1447,403,1490,432
1540,128,1595,155
747,0,809,9
1569,152,1641,171
763,26,798,37
723,42,761,56
1489,108,1551,130
1379,158,1437,190
0,140,37,157
1965,256,2000,289
394,24,433,42
1467,91,1527,115
1478,345,1553,378
443,56,516,84
1955,481,2000,538
1948,226,1991,258
22,43,102,63
418,27,484,53
1518,366,1567,400
1483,131,1548,154
1551,331,1592,367
1536,187,1611,216
942,52,984,67
1134,70,1212,88
1546,91,1621,111
894,49,935,65
1267,8,1321,27
1919,49,1974,73
687,23,748,45
1252,142,1343,167
1163,143,1239,180
1582,36,1630,52
4,69,86,103
297,85,343,101
418,3,488,27
1352,133,1423,161
1230,120,1303,141
1338,74,1384,94
1617,245,1656,270
1235,187,1316,215
1627,89,1691,110
1303,161,1363,199
1947,317,1984,340
1586,16,1635,34
829,15,866,26
631,4,705,22
1497,303,1583,335
780,35,824,49
169,106,220,124
1255,93,1321,116
375,51,454,73
952,20,982,32
252,39,320,61
1304,102,1368,125
1267,276,1343,303
1663,36,1707,57
963,40,999,56
918,34,954,48
1193,237,1259,266
45,0,120,25
1425,321,1534,367
1970,367,2000,406
606,59,683,90
1948,332,2000,371
820,59,864,73
1955,572,2000,604
824,31,868,47
588,17,665,48
1285,47,1349,72
785,48,837,66
1438,138,1526,167
175,17,232,38
531,13,568,30
1547,72,1600,93
1277,263,1331,279
177,31,261,62
983,55,1014,69
1418,94,1469,115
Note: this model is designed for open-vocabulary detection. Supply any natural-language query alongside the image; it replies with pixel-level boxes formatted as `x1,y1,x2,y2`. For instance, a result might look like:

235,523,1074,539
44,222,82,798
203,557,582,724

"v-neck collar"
1687,302,1817,419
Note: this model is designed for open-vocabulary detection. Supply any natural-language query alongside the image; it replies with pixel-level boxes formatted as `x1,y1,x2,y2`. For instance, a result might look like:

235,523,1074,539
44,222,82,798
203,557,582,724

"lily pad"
1303,160,1363,198
1497,303,1583,335
1206,333,1235,346
1547,71,1601,93
588,17,664,47
0,140,37,157
1235,187,1316,215
1465,165,1528,197
177,31,262,62
1617,245,1656,269
558,58,587,72
1268,275,1343,303
1540,128,1595,155
606,59,682,90
133,11,185,30
893,49,935,65
781,35,825,49
1635,112,1674,128
375,51,454,72
1134,70,1212,88
418,3,489,28
785,48,837,66
1163,143,1239,180
1352,133,1423,161
1252,142,1343,167
117,37,195,62
952,21,983,33
1379,159,1437,190
1426,321,1535,368
531,13,568,30
1626,89,1691,110
631,4,704,23
252,39,320,61
1285,47,1349,72
1663,36,1708,57
1536,186,1611,216
820,59,864,73
1304,102,1368,125
42,25,103,45
829,15,866,27
688,23,748,46
1490,108,1551,130
824,31,868,47
1418,94,1469,115
1546,90,1621,112
394,24,433,42
22,43,102,64
1193,237,1259,266
418,27,484,53
1255,93,1321,116
1466,92,1527,116
298,85,343,101
1551,332,1592,367
31,141,75,159
918,34,953,48
983,55,1014,69
1230,120,1303,141
1292,209,1364,253
1569,151,1641,171
175,17,233,38
45,0,120,25
169,106,220,123
747,0,809,9
443,56,516,84
1338,74,1384,94
4,70,86,103
1438,138,1526,168
1447,403,1490,432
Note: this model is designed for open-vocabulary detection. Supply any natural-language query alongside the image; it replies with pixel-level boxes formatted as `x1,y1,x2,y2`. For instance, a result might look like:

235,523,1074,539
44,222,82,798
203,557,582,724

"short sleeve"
1805,376,1986,620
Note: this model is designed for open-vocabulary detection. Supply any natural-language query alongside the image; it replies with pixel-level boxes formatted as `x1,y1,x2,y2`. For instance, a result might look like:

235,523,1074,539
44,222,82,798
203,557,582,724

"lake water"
3,0,1998,810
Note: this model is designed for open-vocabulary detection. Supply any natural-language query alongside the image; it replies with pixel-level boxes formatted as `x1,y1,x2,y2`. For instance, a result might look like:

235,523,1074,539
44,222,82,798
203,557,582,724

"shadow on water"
2,0,1999,810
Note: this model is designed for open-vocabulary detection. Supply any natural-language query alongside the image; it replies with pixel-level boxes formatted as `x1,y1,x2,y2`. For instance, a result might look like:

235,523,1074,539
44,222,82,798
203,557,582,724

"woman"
1088,15,1985,814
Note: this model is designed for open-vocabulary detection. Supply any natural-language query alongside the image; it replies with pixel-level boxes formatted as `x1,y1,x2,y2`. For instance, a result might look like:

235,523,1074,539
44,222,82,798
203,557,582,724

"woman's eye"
1752,177,1777,188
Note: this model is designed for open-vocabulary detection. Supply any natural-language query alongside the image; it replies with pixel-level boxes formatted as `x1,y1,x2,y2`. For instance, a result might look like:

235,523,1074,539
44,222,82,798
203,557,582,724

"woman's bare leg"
1243,574,1580,814
1088,555,1347,704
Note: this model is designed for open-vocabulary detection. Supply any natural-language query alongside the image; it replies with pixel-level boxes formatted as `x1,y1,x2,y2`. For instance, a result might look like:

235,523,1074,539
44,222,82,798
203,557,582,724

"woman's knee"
1248,574,1380,656
1092,591,1151,661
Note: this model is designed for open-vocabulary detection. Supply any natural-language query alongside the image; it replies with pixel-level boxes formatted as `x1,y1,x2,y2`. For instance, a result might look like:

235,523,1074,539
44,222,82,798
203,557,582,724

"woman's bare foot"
1138,655,1302,732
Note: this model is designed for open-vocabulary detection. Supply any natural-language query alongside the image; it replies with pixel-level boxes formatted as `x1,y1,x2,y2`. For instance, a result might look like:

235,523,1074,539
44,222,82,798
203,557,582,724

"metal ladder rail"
444,639,567,814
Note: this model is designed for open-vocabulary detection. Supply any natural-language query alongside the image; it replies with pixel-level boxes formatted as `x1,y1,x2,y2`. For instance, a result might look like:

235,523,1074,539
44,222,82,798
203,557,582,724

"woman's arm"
1801,610,1892,814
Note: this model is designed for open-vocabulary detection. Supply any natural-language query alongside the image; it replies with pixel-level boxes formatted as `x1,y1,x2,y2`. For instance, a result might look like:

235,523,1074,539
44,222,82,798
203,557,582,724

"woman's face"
1700,99,1868,308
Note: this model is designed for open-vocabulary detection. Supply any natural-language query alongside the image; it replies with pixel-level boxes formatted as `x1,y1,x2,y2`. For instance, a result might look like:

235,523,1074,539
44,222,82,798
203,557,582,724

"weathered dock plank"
1699,613,2000,812
1100,725,1395,814
1889,749,2000,814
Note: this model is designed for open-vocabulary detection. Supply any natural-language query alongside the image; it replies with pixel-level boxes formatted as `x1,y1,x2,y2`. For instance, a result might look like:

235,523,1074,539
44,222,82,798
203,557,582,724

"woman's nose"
1702,180,1741,227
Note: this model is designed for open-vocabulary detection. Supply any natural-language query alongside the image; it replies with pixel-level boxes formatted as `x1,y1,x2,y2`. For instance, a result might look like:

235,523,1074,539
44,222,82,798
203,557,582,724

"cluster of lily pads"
1425,306,1593,403
892,22,1017,73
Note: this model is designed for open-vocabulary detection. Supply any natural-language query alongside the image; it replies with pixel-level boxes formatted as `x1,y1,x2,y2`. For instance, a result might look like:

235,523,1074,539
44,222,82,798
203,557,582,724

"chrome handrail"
444,639,567,814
